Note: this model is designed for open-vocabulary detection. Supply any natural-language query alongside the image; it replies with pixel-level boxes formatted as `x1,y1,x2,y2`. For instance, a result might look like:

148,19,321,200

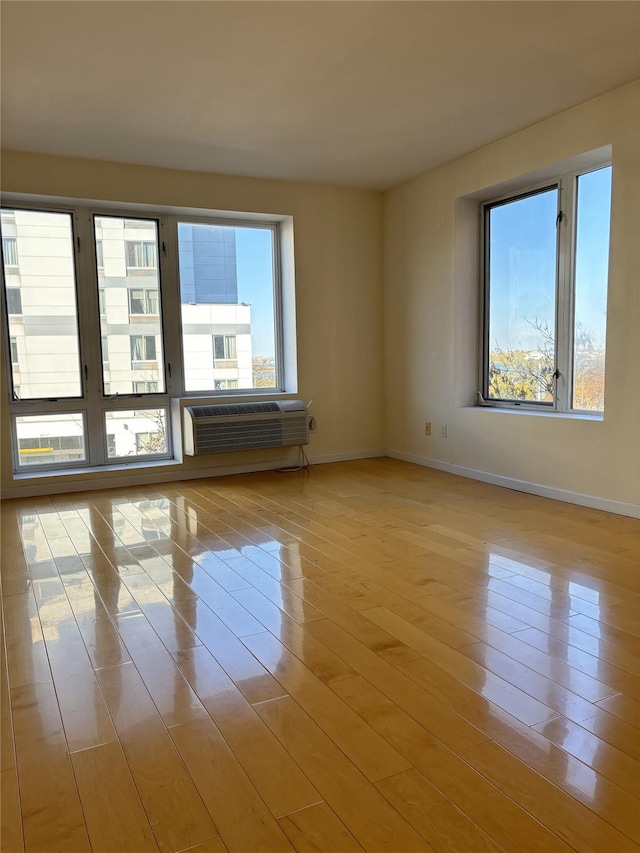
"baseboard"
385,449,640,518
308,449,385,465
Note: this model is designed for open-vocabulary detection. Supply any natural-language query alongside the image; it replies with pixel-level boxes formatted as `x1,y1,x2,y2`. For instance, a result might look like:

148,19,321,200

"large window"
2,202,289,474
177,221,279,392
482,164,611,412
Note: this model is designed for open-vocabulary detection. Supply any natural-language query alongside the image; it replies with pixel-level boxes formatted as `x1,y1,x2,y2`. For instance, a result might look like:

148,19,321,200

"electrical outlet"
441,424,447,438
424,421,431,436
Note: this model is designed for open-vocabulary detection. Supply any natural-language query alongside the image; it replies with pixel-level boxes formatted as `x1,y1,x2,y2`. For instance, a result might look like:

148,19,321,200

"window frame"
480,162,611,414
2,197,292,477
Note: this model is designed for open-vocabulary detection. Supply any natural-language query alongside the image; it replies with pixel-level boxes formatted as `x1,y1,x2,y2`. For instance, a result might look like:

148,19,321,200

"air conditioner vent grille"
191,402,280,419
183,399,308,455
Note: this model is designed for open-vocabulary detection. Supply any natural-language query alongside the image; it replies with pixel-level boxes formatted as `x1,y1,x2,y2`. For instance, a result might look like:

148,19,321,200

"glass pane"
105,409,168,458
16,413,86,467
177,223,276,392
572,166,611,411
94,216,165,395
486,188,558,403
1,209,83,399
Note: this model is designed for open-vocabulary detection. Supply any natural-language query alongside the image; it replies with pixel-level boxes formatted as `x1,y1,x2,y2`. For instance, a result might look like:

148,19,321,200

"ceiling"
2,1,639,190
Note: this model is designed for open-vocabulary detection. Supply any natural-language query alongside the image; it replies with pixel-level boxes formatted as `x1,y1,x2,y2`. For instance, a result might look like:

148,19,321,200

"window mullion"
158,215,183,398
75,209,106,464
555,174,576,412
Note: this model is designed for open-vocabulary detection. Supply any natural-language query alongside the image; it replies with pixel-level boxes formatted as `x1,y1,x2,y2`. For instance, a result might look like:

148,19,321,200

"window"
15,414,86,467
96,217,165,395
2,202,291,475
2,209,83,401
126,241,156,269
213,334,237,364
133,380,159,393
6,288,21,314
130,335,157,364
128,288,159,315
482,164,611,412
177,221,279,392
105,409,168,458
2,237,18,267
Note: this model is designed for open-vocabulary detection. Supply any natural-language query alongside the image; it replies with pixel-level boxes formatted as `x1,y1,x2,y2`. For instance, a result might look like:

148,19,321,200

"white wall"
0,152,384,494
384,81,640,514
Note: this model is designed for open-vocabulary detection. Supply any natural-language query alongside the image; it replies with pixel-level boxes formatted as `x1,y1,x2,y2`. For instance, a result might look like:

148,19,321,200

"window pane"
6,288,22,314
572,167,611,411
3,236,19,266
94,216,165,395
1,209,83,399
16,413,86,467
178,223,277,392
486,188,558,403
105,409,168,458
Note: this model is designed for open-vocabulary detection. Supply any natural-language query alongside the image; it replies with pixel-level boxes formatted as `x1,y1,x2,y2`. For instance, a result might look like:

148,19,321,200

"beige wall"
0,152,384,495
384,81,640,512
2,81,638,511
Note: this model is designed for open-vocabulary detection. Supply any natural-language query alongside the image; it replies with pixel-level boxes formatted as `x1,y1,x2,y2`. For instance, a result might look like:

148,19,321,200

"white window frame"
480,161,611,414
2,196,293,477
128,287,159,316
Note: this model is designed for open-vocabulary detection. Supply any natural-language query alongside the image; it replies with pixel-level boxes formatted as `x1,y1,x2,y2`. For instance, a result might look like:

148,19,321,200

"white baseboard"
308,449,384,465
385,449,640,519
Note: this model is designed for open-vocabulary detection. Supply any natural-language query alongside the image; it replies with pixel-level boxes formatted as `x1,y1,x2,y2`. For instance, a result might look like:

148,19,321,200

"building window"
98,288,106,315
482,164,611,412
133,380,159,394
96,240,104,269
213,379,239,390
10,337,18,364
213,334,237,364
6,288,22,315
2,236,18,267
126,241,157,269
128,288,159,315
130,335,157,364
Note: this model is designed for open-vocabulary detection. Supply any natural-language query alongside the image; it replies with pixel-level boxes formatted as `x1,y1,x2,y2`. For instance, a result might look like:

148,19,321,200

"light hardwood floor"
1,458,639,853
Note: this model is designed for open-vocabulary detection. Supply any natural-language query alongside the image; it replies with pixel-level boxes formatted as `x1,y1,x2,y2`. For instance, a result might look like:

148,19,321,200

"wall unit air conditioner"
183,400,308,456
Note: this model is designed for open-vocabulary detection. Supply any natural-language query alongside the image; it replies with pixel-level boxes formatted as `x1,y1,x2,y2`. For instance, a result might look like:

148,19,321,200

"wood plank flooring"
1,458,639,852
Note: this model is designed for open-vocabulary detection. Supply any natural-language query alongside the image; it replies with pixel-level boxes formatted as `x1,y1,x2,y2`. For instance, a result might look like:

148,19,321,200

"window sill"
472,405,603,422
12,457,181,482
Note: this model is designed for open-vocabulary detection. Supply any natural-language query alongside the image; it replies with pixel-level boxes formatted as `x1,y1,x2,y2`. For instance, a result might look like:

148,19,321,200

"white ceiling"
2,1,639,190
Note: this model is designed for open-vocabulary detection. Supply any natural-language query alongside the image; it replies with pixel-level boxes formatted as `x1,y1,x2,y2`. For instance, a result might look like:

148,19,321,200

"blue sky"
236,228,276,358
488,166,611,352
